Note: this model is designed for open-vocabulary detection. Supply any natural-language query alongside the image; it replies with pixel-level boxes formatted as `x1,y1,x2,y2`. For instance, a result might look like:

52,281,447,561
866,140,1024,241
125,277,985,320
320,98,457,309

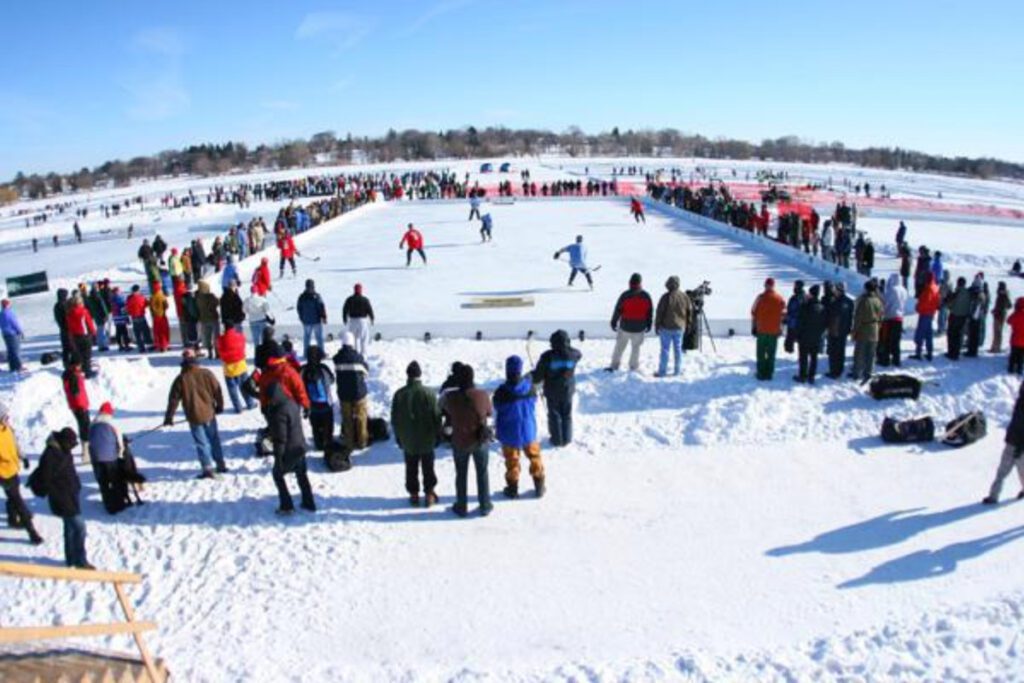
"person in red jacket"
276,230,298,278
65,292,97,378
256,342,311,410
607,273,654,372
912,272,941,361
124,285,152,353
399,223,427,267
62,359,91,461
216,327,257,413
1006,298,1024,375
252,257,273,296
629,196,645,224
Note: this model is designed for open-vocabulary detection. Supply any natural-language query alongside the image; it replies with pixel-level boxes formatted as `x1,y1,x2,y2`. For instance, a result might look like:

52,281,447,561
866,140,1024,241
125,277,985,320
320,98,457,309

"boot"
502,483,518,499
26,521,43,545
424,491,438,508
533,477,546,499
982,496,998,505
409,493,421,507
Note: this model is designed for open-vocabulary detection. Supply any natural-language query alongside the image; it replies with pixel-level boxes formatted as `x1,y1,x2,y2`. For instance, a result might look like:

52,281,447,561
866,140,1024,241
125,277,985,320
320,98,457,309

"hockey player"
276,229,299,278
480,213,493,242
399,223,427,267
553,235,593,289
630,196,645,224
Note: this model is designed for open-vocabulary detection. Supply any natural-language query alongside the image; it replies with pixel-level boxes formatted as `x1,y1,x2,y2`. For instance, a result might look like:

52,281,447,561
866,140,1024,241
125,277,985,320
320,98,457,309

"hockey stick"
298,253,321,262
269,289,296,312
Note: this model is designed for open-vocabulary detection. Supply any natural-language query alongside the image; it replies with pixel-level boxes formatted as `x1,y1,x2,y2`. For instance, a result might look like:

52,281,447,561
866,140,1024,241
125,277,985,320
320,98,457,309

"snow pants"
987,444,1024,501
341,399,368,450
502,443,544,486
610,330,645,371
755,333,779,380
348,317,371,356
546,396,573,446
852,340,877,381
152,315,170,352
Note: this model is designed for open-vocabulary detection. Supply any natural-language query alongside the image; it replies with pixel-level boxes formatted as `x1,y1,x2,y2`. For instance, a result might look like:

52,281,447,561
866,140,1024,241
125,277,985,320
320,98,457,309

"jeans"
658,329,683,376
200,321,220,358
938,307,949,334
546,396,573,446
62,515,88,568
225,373,257,413
914,314,934,359
132,318,153,352
453,445,491,513
95,324,109,351
302,323,324,357
3,333,22,372
272,459,314,511
250,320,268,348
189,419,225,471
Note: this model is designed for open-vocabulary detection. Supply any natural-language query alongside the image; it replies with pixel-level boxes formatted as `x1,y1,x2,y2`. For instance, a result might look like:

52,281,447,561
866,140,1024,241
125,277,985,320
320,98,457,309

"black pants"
272,459,314,511
798,342,821,382
308,404,334,451
965,319,982,357
878,320,903,367
404,451,438,495
92,460,129,514
827,335,847,377
480,225,491,241
546,396,573,446
279,255,296,274
568,267,592,286
1009,347,1024,375
947,315,967,359
468,208,480,220
405,248,426,266
2,475,37,536
72,409,91,444
633,211,645,223
72,335,93,376
114,322,132,350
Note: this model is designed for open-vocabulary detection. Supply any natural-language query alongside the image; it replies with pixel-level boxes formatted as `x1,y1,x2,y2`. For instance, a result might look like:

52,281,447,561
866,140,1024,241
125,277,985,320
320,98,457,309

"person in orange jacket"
150,283,171,352
276,230,298,279
257,342,311,411
629,196,645,224
252,257,273,296
1006,297,1024,375
751,277,787,380
399,223,426,266
912,272,941,361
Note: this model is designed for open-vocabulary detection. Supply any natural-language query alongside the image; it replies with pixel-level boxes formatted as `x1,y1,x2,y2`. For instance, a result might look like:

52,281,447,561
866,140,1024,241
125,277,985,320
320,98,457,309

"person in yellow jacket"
0,401,43,544
150,283,172,352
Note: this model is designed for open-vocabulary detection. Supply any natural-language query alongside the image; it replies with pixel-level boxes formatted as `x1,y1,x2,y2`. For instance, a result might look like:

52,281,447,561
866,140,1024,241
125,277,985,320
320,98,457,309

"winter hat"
267,341,285,359
764,278,775,289
454,363,475,390
131,284,141,293
305,279,315,291
629,273,642,287
171,248,178,255
342,331,355,348
99,402,114,416
262,257,269,265
794,279,805,290
354,283,363,295
57,427,78,450
505,355,523,381
182,348,197,364
406,361,422,379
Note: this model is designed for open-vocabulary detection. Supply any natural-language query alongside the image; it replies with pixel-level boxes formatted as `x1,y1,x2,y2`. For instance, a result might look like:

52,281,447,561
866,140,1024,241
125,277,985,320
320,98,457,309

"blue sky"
2,0,1021,179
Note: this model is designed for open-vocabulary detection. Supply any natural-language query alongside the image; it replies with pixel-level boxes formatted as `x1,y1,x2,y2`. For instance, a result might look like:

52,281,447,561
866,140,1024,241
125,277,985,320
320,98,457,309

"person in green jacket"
851,280,883,382
390,361,441,507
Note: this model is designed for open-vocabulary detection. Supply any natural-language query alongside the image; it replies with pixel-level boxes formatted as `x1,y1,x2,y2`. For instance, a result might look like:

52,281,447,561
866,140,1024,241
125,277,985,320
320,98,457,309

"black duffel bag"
881,416,935,443
869,374,922,400
942,411,987,448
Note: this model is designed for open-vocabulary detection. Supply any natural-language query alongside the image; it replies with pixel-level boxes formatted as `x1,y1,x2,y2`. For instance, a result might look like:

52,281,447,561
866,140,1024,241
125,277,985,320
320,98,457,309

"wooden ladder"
0,561,164,682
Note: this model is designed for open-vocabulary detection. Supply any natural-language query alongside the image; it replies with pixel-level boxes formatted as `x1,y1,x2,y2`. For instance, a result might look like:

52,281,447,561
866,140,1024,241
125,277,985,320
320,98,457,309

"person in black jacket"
36,428,92,568
607,273,653,372
532,329,582,446
982,382,1024,504
266,382,316,514
333,331,369,449
342,283,375,356
795,284,827,384
824,282,854,379
53,288,72,364
220,281,246,332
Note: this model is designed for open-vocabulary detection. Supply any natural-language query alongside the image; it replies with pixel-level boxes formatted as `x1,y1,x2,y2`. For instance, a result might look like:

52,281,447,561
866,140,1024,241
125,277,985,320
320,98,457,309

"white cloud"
295,12,373,50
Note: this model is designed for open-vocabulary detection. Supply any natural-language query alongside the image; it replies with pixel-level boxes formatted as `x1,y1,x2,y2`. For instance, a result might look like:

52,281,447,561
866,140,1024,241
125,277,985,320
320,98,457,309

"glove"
610,322,617,331
552,252,559,260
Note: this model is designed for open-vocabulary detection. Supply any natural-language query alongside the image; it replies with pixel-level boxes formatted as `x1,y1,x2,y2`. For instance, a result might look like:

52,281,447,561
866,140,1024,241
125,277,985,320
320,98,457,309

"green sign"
6,271,49,297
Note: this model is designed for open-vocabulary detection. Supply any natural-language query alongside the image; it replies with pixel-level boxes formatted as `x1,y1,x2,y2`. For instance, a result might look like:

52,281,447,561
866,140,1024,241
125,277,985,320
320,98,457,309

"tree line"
4,127,1022,201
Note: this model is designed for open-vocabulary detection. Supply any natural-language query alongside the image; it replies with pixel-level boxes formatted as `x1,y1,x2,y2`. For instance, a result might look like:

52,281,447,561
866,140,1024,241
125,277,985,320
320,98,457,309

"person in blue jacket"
295,279,327,358
554,235,593,289
494,355,545,499
0,299,25,373
931,251,945,283
221,255,241,291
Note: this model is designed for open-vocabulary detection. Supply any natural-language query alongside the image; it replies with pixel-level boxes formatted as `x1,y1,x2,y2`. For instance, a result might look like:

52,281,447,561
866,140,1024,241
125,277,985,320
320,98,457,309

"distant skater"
630,196,645,224
400,223,427,267
480,213,493,242
554,235,593,290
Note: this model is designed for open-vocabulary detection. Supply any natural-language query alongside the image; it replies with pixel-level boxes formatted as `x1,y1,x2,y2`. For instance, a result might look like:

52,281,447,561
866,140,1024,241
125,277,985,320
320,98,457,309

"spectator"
391,361,441,507
991,282,1012,354
196,281,220,359
440,363,493,518
494,355,545,499
531,330,582,447
751,278,786,381
300,345,335,451
912,273,940,361
0,401,43,543
0,299,26,373
981,383,1024,505
653,276,692,377
296,279,327,358
265,382,316,515
851,280,883,382
607,273,653,372
164,349,227,478
87,402,131,514
216,327,257,413
333,332,369,450
824,282,853,379
36,428,91,567
795,284,826,384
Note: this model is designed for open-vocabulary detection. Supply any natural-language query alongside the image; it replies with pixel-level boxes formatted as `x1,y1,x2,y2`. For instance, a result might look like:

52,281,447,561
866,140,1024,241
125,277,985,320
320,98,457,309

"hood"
307,345,324,364
550,329,571,353
886,273,902,290
665,276,680,292
505,355,523,382
354,283,363,295
198,281,210,294
56,288,68,302
304,279,316,293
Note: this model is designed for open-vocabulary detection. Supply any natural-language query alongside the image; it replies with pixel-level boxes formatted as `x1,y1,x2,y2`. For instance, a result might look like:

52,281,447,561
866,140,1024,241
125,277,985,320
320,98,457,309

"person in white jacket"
820,220,835,263
879,272,908,367
244,287,274,347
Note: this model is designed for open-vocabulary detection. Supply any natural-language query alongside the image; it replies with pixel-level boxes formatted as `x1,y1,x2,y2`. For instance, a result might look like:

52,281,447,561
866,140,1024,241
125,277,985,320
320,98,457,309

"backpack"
303,369,330,405
368,417,390,444
881,416,935,443
942,411,987,448
869,374,922,400
325,439,352,472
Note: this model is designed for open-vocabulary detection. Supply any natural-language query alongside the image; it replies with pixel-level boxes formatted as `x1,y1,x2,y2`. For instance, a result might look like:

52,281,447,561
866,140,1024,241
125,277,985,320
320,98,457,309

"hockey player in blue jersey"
554,235,593,289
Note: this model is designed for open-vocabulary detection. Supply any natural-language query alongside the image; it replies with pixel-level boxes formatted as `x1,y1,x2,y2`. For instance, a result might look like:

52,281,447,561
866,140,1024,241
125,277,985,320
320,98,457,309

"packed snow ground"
2,158,1024,681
